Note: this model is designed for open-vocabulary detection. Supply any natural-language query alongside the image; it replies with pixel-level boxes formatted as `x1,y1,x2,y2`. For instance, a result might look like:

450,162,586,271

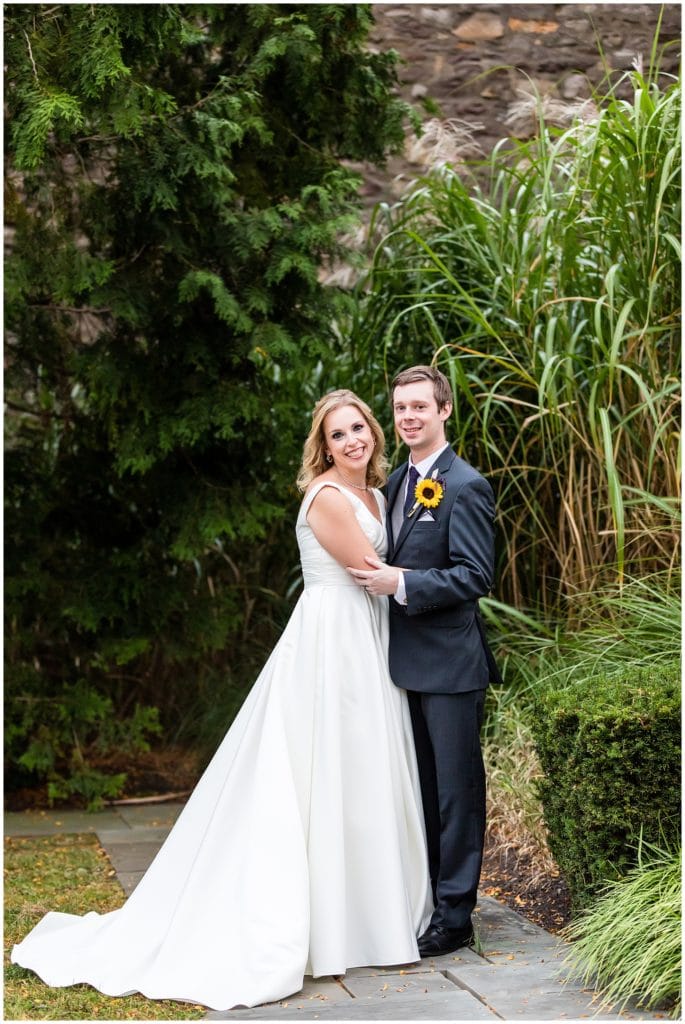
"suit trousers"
407,688,486,931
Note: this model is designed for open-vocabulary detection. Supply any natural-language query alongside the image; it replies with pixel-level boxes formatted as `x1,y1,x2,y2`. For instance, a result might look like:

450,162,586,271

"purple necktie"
403,465,420,517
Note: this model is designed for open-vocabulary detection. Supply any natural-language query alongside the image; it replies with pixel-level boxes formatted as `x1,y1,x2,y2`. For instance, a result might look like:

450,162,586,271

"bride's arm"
306,486,380,571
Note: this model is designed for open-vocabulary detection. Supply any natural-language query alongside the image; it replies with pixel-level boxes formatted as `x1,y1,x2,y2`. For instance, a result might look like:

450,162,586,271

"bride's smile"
344,445,367,461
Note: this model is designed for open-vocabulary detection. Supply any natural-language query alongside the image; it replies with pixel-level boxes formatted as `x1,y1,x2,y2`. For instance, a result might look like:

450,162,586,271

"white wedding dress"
12,482,432,1011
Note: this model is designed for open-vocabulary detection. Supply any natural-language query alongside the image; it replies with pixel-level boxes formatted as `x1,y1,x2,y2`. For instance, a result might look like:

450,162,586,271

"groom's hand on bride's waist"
348,556,405,597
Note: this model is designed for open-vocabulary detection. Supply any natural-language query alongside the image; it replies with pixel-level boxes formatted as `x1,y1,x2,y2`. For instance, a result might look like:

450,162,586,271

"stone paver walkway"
6,805,657,1020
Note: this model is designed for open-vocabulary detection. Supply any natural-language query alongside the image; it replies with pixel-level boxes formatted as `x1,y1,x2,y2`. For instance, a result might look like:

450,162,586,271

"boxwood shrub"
531,661,681,911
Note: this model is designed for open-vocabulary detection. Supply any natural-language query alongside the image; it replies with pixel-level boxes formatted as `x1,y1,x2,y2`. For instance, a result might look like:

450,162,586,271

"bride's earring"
325,453,333,464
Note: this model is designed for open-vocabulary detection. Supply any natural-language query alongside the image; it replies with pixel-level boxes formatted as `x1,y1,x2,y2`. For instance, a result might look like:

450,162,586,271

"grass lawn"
4,833,206,1020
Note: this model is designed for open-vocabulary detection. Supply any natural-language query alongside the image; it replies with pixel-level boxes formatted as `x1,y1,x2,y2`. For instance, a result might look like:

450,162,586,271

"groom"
350,365,502,957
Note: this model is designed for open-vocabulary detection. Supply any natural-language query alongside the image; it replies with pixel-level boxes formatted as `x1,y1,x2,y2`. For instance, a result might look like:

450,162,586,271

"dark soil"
481,834,572,935
7,747,572,935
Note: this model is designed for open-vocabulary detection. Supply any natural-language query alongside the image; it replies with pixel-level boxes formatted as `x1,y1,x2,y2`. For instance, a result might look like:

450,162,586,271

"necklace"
335,469,368,491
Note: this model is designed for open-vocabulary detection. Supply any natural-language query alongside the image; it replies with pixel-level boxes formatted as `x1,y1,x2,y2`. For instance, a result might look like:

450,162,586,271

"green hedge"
531,661,681,911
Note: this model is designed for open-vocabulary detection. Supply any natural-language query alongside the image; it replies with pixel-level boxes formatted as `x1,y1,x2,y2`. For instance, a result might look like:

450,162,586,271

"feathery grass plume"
404,117,485,169
504,87,598,137
563,838,682,1017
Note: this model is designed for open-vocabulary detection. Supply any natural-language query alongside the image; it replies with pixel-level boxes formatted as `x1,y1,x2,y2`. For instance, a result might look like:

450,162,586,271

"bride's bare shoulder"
305,472,338,496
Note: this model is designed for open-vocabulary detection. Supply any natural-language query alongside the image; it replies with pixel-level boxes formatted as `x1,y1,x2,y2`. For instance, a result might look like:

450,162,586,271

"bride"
12,389,432,1011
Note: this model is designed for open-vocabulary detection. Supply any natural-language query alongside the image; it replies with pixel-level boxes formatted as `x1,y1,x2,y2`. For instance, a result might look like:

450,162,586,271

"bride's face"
323,404,374,474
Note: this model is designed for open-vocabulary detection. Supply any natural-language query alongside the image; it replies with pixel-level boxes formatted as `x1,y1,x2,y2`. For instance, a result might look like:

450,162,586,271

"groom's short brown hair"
392,365,453,411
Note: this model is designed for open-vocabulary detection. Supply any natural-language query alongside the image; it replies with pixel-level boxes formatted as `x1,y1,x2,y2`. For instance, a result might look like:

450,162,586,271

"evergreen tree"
5,4,412,803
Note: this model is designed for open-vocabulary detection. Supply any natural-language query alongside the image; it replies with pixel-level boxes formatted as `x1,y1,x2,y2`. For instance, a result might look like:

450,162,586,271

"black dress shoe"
417,923,474,957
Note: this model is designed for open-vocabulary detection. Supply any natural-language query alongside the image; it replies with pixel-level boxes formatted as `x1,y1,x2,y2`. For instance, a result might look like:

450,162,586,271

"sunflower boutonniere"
407,468,446,518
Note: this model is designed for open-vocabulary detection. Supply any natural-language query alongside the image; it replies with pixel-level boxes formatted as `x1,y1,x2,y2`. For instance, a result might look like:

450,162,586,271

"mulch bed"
481,835,572,934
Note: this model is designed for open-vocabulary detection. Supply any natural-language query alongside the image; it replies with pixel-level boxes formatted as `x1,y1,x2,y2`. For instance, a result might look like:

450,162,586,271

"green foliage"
5,5,411,797
6,676,162,809
352,65,680,614
530,661,680,911
480,569,681,904
564,839,681,1017
484,567,682,693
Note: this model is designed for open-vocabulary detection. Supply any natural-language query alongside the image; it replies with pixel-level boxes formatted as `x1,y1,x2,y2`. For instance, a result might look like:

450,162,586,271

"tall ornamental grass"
482,565,681,692
356,68,681,615
564,840,681,1017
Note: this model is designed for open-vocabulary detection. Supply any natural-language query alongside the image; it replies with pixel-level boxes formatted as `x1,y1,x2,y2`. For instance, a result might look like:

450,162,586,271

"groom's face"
393,381,451,462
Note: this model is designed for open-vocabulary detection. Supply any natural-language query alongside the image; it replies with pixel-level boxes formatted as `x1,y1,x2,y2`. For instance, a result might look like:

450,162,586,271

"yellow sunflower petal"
415,479,444,508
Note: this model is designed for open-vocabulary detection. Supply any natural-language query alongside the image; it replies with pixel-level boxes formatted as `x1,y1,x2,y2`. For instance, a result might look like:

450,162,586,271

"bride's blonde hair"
296,389,388,492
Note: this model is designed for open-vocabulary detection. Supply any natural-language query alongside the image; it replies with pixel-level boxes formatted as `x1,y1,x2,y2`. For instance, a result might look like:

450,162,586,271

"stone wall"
357,3,681,203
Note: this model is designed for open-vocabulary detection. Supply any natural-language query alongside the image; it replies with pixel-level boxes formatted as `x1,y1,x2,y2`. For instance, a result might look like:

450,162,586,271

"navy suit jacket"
386,447,502,694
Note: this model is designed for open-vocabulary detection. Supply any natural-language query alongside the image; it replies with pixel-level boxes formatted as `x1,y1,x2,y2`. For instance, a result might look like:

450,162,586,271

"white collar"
409,442,450,479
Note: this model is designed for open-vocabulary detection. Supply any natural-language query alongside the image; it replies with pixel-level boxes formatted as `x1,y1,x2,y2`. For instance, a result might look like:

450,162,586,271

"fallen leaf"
508,17,559,33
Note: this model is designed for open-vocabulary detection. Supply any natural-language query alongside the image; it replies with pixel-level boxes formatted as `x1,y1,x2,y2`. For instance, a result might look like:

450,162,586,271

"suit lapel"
387,466,408,559
392,449,456,561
